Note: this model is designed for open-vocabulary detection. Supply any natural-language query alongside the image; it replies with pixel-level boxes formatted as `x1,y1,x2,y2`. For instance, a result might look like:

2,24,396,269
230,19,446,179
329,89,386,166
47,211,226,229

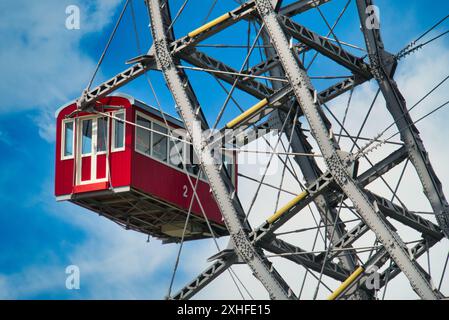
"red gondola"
55,93,236,242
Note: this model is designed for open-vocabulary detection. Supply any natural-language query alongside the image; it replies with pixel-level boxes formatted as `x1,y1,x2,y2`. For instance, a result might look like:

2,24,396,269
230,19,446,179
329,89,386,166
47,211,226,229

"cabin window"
169,133,185,170
136,114,151,156
81,119,93,155
97,117,108,153
152,122,168,162
112,111,125,151
223,151,235,184
186,144,201,176
62,120,74,159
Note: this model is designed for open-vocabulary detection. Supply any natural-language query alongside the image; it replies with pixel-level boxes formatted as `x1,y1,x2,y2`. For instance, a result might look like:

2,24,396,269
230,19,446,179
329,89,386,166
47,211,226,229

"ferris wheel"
64,0,449,300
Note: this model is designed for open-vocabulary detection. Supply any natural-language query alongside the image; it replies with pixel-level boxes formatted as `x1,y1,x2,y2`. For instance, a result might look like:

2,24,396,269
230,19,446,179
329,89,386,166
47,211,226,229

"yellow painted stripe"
266,191,308,224
327,266,365,300
188,13,231,38
226,98,269,129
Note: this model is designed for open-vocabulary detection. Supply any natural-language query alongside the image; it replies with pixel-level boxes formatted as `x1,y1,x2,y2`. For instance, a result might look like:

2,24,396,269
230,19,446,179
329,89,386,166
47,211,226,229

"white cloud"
0,0,121,142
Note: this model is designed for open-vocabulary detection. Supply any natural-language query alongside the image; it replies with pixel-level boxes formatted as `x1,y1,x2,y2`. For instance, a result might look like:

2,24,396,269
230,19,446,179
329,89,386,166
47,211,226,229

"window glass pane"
64,121,74,157
81,119,92,155
114,112,125,149
223,151,234,177
152,123,168,162
136,115,151,155
97,117,108,153
169,135,184,169
186,145,200,176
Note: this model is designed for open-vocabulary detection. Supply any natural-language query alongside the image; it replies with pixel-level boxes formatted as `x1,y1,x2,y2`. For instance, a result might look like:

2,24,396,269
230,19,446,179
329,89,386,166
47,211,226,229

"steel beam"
148,0,295,300
254,0,440,299
171,253,238,300
278,15,372,78
280,0,332,17
366,191,444,240
178,49,274,99
336,238,442,300
76,60,156,110
261,237,350,281
356,0,449,237
169,1,257,54
358,146,408,187
261,24,358,273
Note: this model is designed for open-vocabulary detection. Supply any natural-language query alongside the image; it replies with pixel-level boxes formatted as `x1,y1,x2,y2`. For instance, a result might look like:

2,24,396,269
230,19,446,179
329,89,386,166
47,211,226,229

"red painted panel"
73,182,109,193
81,156,91,182
96,154,107,180
108,104,133,188
55,103,77,197
131,151,224,225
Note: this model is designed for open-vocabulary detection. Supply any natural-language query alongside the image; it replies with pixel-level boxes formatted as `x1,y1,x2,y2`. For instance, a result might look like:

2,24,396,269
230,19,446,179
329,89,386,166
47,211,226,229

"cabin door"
76,116,109,185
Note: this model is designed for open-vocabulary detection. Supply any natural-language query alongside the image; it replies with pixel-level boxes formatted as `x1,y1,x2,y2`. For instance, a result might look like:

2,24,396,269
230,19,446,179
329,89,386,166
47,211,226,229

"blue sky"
0,0,448,299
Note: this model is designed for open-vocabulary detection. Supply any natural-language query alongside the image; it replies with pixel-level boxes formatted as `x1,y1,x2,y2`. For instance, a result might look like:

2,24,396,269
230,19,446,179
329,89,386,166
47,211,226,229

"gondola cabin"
55,93,236,242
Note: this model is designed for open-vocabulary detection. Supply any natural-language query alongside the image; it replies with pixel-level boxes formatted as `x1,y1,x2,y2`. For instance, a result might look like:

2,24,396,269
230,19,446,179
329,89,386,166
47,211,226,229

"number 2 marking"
183,185,188,198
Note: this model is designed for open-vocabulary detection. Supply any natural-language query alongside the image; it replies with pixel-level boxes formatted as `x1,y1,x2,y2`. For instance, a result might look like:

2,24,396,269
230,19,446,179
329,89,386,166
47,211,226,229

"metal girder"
250,171,335,242
178,49,274,99
358,146,408,187
366,191,444,240
260,24,359,273
280,0,332,17
332,246,389,300
318,76,366,104
243,54,282,82
76,1,256,110
242,43,310,81
328,191,445,263
329,221,369,261
161,1,211,131
278,112,359,271
148,0,296,300
171,125,413,299
379,238,440,289
326,146,408,209
168,1,257,54
171,253,238,300
76,60,155,110
336,238,442,300
206,85,293,153
261,237,350,281
325,148,442,261
255,0,440,299
172,169,337,300
245,59,367,103
278,14,372,78
356,0,449,237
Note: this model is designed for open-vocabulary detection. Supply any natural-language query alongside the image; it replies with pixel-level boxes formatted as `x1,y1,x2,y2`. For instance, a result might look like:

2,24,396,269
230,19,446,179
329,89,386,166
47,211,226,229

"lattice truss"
75,0,449,300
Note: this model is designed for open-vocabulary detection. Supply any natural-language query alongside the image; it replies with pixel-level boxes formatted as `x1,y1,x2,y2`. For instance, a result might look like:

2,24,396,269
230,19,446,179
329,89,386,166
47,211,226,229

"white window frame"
75,115,109,185
135,111,153,157
96,116,109,156
111,110,126,152
61,118,75,160
80,118,94,156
